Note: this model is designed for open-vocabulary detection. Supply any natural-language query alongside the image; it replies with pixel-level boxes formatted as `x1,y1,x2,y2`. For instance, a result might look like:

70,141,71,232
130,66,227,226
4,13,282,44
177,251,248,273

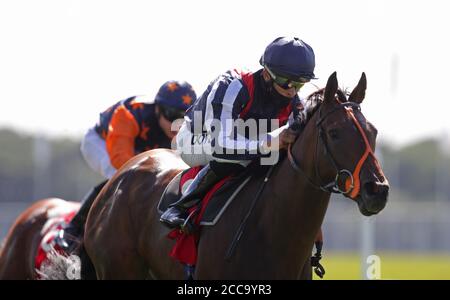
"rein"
225,165,275,261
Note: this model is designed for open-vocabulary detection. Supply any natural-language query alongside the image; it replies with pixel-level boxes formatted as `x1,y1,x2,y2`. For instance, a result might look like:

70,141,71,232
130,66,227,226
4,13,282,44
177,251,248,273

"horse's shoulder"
150,149,189,171
123,149,188,174
100,149,187,211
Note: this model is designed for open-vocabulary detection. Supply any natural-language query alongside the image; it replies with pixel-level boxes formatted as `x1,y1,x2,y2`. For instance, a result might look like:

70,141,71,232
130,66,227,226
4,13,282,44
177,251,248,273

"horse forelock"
304,88,349,123
337,89,349,103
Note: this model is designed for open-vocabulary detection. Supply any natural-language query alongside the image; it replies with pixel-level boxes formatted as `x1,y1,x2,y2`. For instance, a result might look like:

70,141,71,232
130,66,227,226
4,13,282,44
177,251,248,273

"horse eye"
328,129,339,140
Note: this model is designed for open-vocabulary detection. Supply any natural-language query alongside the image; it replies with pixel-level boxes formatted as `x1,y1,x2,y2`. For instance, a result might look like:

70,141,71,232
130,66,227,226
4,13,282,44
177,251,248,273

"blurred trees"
0,128,102,203
380,139,450,202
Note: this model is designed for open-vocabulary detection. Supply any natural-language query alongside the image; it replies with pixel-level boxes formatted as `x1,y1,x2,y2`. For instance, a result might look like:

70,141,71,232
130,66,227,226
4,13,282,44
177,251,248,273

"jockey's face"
156,106,179,139
262,69,298,100
273,82,298,99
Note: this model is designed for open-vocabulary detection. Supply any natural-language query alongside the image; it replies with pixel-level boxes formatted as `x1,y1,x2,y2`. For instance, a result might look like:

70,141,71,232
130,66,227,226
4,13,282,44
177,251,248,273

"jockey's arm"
214,95,287,157
211,77,299,159
106,105,139,169
261,124,297,152
212,81,262,158
261,98,306,151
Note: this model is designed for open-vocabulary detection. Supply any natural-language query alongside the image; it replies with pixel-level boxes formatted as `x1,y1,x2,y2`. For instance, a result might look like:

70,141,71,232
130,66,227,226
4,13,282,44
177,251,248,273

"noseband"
287,100,382,199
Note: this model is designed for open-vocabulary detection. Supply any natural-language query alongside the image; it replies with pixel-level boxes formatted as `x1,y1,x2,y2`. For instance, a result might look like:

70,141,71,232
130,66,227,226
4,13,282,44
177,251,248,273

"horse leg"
79,243,97,280
0,211,48,279
298,257,313,280
92,248,148,280
85,221,148,279
84,196,149,279
0,234,35,279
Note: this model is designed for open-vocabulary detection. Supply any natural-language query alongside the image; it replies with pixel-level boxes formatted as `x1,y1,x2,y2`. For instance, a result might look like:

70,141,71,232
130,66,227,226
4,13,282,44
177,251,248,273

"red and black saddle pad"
35,209,77,277
157,165,254,226
157,163,270,266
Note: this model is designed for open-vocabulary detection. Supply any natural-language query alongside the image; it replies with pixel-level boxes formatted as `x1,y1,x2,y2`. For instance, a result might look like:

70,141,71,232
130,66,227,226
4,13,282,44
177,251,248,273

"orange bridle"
287,100,385,199
341,106,385,199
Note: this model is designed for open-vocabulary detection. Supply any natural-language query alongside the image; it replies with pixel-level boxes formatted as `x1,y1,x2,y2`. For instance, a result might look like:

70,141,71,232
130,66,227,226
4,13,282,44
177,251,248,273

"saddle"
157,163,270,267
157,163,267,226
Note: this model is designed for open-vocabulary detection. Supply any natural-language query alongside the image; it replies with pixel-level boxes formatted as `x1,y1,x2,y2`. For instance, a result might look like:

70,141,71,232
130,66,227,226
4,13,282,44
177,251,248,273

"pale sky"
0,0,449,148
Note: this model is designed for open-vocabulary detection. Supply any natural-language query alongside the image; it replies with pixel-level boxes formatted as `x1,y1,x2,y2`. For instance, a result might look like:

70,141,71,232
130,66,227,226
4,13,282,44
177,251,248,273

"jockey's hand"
279,127,297,149
262,127,297,152
261,125,298,153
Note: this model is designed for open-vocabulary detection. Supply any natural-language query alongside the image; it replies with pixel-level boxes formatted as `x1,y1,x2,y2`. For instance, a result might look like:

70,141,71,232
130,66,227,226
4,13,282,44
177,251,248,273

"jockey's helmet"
260,37,317,81
154,80,196,111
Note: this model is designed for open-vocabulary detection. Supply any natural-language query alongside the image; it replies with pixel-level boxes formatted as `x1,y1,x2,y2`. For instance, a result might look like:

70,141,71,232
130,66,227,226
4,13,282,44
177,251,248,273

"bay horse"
0,198,80,279
78,71,389,279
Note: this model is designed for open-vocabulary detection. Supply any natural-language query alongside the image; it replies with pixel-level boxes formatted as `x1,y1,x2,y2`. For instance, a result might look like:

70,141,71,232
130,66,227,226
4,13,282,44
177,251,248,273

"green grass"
313,252,450,280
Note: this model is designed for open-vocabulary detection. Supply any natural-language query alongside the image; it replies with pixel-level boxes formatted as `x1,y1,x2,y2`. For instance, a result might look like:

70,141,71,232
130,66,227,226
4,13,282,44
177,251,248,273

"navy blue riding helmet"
154,80,197,121
155,80,197,111
260,37,317,81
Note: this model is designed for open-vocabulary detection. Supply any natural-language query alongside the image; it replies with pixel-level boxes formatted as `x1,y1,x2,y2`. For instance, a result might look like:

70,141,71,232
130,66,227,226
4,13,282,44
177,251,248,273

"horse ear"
324,71,338,104
348,72,367,104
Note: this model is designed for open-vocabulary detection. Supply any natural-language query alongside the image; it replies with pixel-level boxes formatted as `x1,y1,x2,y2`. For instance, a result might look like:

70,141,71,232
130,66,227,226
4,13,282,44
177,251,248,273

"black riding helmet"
260,37,317,81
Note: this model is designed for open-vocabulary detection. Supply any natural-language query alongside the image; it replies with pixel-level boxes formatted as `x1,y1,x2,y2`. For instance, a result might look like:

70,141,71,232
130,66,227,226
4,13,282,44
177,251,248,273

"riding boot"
57,180,107,251
159,163,223,230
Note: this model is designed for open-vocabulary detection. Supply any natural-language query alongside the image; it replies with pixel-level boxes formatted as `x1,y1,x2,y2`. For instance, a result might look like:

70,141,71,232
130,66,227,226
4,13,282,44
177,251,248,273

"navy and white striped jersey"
185,68,302,160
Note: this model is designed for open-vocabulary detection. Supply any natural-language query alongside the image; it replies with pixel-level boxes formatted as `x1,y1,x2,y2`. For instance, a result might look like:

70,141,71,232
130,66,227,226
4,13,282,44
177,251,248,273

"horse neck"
263,114,331,261
272,111,325,197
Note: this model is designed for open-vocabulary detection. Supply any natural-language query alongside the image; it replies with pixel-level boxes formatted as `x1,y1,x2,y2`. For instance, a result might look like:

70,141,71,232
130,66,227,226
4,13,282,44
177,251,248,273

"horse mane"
303,87,349,122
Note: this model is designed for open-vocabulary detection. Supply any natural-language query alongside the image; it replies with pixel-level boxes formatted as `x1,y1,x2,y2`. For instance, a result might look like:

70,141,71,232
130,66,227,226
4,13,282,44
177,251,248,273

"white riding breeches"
80,127,117,179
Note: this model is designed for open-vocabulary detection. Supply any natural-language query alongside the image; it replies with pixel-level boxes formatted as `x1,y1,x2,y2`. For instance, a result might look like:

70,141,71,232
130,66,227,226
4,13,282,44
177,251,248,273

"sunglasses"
159,105,186,122
266,67,310,90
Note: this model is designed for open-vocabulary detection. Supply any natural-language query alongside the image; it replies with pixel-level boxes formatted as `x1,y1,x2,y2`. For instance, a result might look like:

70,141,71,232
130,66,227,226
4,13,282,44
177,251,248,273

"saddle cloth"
157,166,253,226
35,209,77,276
157,164,269,266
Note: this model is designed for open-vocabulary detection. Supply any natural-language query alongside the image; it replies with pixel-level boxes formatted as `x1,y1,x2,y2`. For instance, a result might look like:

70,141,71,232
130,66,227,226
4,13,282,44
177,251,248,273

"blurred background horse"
0,198,79,279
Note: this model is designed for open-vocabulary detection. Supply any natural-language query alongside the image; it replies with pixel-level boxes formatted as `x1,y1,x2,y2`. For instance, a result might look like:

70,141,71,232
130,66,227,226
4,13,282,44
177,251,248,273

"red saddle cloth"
35,210,77,274
167,166,231,266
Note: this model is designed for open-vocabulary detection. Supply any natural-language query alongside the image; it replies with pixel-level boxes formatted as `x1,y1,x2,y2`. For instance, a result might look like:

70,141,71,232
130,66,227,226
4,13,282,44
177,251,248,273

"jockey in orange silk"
57,81,196,251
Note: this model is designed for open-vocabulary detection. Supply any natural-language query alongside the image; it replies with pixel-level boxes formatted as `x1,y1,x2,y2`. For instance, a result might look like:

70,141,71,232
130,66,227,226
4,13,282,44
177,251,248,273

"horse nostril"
364,182,389,198
362,181,389,213
364,182,376,196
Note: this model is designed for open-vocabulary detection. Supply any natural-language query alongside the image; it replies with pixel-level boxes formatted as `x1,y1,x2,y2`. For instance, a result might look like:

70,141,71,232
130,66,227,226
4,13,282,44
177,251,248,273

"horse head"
292,72,389,216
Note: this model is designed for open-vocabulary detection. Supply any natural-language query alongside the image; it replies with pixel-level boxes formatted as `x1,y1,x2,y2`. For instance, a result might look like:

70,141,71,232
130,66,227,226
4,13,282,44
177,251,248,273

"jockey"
58,80,196,250
160,37,317,230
